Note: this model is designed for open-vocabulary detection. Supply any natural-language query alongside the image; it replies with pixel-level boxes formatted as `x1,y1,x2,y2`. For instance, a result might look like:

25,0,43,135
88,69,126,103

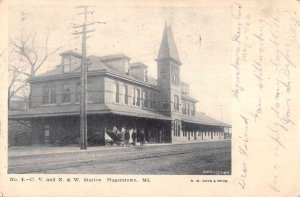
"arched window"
173,95,179,111
172,73,179,85
173,120,177,136
113,81,119,103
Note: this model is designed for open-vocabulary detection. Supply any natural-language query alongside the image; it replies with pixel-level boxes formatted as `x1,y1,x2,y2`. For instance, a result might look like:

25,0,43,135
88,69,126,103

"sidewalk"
8,143,171,158
8,139,229,158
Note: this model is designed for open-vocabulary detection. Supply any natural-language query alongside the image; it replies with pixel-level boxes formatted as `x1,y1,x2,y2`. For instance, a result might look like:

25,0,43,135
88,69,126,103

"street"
8,140,231,175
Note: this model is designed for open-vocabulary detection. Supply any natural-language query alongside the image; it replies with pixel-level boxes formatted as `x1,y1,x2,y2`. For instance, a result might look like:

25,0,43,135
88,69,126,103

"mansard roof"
157,24,181,64
30,52,158,88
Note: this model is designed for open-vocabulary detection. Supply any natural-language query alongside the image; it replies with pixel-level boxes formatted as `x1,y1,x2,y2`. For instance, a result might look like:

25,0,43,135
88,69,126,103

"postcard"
0,0,299,196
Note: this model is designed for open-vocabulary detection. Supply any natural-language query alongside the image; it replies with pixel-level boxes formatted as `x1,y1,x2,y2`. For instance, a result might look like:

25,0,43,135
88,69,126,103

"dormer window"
63,56,72,73
144,69,148,82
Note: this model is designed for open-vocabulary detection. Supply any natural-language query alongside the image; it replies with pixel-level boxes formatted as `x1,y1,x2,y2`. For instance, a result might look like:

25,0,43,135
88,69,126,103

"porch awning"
8,103,171,121
105,104,171,121
182,113,231,127
8,104,110,119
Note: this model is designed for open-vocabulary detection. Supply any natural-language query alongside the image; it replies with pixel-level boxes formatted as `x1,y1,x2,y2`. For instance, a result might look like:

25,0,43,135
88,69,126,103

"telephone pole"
73,6,95,149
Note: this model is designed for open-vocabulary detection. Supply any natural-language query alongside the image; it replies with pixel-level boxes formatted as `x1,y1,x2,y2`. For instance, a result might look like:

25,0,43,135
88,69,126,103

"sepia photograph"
1,0,300,197
7,5,232,174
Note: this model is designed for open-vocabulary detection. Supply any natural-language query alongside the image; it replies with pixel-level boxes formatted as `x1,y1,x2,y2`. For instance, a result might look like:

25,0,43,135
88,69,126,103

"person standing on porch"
140,129,145,146
125,129,130,147
131,129,137,146
115,127,121,146
120,127,125,146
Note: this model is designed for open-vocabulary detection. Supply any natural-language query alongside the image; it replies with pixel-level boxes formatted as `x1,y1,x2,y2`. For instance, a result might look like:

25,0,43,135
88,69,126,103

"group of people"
112,127,146,146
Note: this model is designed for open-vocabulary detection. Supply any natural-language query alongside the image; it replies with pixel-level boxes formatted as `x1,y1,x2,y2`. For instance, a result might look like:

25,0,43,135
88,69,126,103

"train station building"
9,24,231,146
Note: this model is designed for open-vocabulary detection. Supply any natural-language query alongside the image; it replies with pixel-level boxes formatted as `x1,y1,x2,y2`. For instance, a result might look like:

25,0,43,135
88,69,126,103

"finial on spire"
164,17,173,27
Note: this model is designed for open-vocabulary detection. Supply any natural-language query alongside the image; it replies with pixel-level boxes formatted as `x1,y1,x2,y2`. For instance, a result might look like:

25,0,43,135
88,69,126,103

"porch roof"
8,103,171,121
105,104,171,121
8,104,110,119
182,114,231,127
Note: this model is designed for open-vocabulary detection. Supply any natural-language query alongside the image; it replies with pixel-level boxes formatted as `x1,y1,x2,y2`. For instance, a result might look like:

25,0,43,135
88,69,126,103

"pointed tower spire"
157,23,181,65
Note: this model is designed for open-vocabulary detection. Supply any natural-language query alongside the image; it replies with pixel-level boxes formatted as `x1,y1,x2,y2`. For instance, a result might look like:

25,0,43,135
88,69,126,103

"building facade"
9,24,231,146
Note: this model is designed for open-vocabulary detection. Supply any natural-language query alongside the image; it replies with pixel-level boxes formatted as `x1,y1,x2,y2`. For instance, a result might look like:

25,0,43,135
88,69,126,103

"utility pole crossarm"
72,22,95,28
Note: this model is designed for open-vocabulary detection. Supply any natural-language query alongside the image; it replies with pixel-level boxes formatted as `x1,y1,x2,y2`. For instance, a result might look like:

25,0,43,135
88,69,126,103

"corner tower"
156,24,182,119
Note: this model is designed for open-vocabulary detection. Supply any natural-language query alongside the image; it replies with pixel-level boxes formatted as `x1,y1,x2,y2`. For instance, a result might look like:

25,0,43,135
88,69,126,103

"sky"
9,5,232,123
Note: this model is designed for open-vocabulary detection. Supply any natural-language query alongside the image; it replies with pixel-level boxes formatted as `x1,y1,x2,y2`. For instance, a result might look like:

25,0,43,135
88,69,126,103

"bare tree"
10,32,63,77
8,61,28,108
8,31,63,109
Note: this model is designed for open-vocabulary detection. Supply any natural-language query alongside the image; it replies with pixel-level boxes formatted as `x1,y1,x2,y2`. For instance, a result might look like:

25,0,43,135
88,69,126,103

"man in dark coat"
140,129,145,146
125,129,130,147
131,129,137,146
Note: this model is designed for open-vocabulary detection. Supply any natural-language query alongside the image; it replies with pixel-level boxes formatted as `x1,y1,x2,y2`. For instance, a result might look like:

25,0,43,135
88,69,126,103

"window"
113,82,119,103
173,95,179,111
42,85,49,104
173,120,181,137
132,88,140,106
144,69,148,82
182,101,187,114
191,103,196,116
143,91,148,108
50,84,56,104
62,84,71,103
187,102,190,115
153,93,159,109
87,82,93,103
162,102,169,110
123,84,128,104
173,120,177,136
42,84,56,104
150,92,154,108
76,83,81,102
172,73,179,85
